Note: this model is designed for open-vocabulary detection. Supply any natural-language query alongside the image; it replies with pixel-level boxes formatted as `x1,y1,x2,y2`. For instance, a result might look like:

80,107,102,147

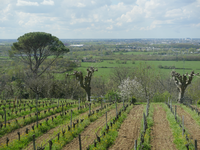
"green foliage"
11,32,69,78
105,90,119,101
129,96,137,104
152,91,171,102
12,32,69,55
198,100,200,105
115,59,121,64
97,97,103,103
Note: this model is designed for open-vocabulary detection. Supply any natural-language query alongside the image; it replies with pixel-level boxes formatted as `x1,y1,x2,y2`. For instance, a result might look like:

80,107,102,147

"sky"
0,0,200,39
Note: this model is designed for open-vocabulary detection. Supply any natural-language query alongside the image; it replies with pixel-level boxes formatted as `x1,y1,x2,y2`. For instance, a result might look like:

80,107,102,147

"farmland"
1,99,200,150
78,60,200,79
0,38,200,149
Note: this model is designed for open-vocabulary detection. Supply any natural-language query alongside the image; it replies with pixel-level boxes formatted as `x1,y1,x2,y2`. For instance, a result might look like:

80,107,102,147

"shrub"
130,96,137,104
152,91,171,102
198,100,200,105
105,90,120,102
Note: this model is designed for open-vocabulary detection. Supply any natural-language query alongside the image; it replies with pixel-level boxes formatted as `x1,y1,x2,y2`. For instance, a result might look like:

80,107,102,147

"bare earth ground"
176,106,200,149
24,105,102,150
0,105,83,147
109,105,143,150
151,104,177,150
62,104,123,150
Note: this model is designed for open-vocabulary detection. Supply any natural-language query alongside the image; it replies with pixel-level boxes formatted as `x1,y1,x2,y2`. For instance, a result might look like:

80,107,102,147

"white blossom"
118,77,143,100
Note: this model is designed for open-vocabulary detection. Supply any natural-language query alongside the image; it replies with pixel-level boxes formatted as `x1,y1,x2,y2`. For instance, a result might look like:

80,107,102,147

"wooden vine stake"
106,111,108,129
79,134,82,150
3,107,6,127
70,110,72,128
143,113,146,131
79,98,80,110
182,116,184,136
115,96,118,118
175,105,177,120
89,103,91,115
195,139,197,150
33,134,36,150
134,140,137,150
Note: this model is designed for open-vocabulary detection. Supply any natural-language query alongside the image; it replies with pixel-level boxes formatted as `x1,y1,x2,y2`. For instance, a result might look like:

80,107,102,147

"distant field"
114,51,156,55
75,60,200,79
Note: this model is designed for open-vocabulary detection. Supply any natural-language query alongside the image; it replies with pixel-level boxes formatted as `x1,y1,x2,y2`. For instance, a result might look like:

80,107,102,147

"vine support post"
36,93,39,128
143,113,146,131
79,134,82,150
195,139,197,150
175,105,177,120
115,96,118,117
89,103,91,115
79,98,80,110
3,107,6,127
134,140,137,150
70,110,72,128
182,116,184,136
106,111,108,129
33,134,36,150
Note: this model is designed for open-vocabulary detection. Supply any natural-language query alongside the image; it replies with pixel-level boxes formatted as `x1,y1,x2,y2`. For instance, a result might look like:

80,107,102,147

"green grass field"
114,51,156,55
72,60,200,79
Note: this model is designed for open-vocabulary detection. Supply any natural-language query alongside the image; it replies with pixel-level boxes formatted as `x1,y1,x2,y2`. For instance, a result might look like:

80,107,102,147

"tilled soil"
62,104,123,150
109,105,143,150
24,105,102,150
0,105,86,147
176,105,200,149
151,105,177,150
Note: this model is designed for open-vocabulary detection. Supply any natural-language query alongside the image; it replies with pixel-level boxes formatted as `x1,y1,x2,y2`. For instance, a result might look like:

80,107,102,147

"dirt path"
62,104,123,150
0,105,84,147
176,105,200,149
109,105,143,150
24,105,102,150
151,105,177,150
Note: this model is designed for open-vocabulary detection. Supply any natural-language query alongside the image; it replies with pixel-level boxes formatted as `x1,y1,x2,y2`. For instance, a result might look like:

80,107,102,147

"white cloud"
106,25,113,30
117,5,143,23
77,2,86,7
41,0,54,6
16,0,39,6
0,0,200,38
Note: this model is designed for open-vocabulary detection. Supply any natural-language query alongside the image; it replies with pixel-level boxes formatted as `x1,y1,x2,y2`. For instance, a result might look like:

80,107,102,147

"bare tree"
134,63,158,103
91,76,107,97
109,66,132,88
171,71,199,103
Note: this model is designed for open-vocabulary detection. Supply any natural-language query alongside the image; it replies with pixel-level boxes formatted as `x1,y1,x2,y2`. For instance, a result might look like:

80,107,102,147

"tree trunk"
86,87,91,102
178,88,185,103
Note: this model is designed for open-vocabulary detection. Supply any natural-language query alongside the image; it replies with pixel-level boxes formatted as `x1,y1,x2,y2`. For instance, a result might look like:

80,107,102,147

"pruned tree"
66,67,98,101
171,71,199,103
